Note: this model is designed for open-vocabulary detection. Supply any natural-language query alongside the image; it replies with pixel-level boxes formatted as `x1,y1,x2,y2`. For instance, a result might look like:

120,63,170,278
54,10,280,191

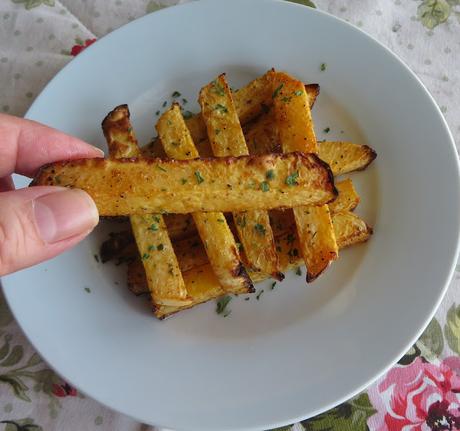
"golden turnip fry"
332,211,373,248
292,205,337,282
269,178,360,239
273,72,338,282
32,152,337,215
243,110,377,175
102,105,190,307
185,69,276,144
143,130,377,185
328,179,360,213
304,83,321,108
142,78,320,159
193,82,320,158
273,73,317,153
317,141,377,176
199,74,282,279
102,105,139,159
129,214,191,306
156,105,253,293
128,211,373,316
199,75,250,155
276,211,372,273
102,176,360,265
127,237,209,297
155,264,250,319
130,228,254,317
128,234,209,296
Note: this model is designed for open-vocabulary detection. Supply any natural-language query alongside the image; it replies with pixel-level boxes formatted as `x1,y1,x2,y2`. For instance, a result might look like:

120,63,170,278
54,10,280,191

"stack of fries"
32,70,376,319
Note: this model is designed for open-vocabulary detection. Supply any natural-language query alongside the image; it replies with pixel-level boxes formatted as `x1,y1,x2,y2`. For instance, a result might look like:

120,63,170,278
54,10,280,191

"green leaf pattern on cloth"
445,303,460,354
301,394,376,431
0,334,61,406
10,0,54,10
0,290,63,416
286,0,316,7
146,1,166,14
416,317,444,361
418,0,451,29
417,0,460,29
0,418,43,431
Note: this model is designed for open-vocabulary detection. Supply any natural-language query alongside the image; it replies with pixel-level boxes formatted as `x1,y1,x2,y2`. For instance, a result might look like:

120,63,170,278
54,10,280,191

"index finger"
0,113,104,178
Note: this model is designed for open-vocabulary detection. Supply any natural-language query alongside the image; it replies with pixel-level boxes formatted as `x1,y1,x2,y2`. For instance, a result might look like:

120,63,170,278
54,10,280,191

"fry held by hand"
32,152,337,215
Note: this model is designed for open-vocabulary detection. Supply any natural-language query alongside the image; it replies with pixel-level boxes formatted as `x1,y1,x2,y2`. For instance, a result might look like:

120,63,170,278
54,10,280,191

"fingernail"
34,189,99,243
94,148,105,157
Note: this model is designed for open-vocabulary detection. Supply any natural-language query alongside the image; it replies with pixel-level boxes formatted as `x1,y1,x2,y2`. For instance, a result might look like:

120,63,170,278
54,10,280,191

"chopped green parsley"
285,171,299,186
211,80,225,96
272,83,284,98
194,170,205,184
148,223,159,231
216,295,232,315
214,103,228,114
260,181,270,192
254,223,266,235
266,169,275,180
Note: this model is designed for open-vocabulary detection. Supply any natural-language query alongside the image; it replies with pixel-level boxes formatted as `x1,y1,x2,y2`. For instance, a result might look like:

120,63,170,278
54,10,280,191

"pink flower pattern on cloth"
368,357,460,431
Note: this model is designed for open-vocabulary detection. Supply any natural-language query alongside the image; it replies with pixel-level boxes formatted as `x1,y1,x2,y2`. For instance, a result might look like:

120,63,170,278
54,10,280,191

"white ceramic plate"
3,1,460,430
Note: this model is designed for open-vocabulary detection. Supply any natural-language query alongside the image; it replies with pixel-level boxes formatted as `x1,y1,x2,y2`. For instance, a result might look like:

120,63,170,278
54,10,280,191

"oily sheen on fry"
31,153,337,215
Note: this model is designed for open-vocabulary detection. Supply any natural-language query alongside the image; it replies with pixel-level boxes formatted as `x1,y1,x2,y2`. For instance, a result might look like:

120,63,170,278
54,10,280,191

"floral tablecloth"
0,0,459,430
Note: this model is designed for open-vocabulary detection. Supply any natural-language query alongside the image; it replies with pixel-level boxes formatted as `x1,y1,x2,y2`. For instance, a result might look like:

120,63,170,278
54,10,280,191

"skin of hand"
0,113,103,276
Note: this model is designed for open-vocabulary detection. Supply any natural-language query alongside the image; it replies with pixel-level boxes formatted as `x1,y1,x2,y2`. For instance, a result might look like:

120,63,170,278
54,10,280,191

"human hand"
0,113,103,276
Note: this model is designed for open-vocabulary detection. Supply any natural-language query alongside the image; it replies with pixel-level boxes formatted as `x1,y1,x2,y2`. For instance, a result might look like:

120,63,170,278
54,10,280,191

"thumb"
0,186,99,276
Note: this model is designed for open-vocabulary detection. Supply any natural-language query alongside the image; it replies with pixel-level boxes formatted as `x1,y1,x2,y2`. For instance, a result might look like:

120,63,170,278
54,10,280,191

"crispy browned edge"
102,104,129,139
342,219,374,246
355,145,377,171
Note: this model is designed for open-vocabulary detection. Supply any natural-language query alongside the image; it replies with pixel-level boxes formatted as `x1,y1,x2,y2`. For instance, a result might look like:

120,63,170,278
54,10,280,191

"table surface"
0,0,459,430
